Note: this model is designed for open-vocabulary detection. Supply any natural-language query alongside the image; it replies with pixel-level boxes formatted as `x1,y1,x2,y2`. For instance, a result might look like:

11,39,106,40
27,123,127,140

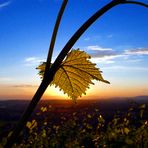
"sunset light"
0,0,148,100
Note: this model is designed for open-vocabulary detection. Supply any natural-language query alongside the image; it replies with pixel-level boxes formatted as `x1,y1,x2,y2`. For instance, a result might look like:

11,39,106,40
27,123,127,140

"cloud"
90,54,126,64
103,66,148,71
125,48,148,55
0,1,11,9
85,45,125,64
11,84,38,88
85,45,148,64
90,58,115,64
90,50,118,58
86,45,112,51
84,37,90,41
24,57,45,66
125,59,142,63
107,34,113,38
0,77,13,82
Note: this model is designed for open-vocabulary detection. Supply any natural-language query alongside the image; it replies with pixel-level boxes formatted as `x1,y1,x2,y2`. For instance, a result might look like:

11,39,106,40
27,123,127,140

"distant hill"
0,96,148,122
134,95,148,101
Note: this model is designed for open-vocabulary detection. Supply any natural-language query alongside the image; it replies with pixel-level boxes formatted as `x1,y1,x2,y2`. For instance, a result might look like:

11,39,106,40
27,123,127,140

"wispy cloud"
85,45,148,64
0,1,11,9
90,58,115,64
86,45,112,51
83,35,101,42
90,54,126,64
86,45,124,64
11,84,38,88
103,66,148,71
84,37,90,41
125,48,148,55
90,50,120,58
107,34,113,38
0,77,13,82
24,57,45,66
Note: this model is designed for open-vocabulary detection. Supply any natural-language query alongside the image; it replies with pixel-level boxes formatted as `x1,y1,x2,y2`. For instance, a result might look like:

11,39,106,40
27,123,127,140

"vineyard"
0,99,148,148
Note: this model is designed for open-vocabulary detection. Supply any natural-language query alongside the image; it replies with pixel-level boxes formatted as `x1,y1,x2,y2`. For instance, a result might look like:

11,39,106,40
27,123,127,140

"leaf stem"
48,0,148,76
4,80,49,148
4,1,68,147
43,0,68,80
123,0,148,8
47,0,121,75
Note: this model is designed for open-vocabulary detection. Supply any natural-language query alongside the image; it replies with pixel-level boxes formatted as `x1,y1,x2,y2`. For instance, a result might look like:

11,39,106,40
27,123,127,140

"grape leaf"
37,49,110,102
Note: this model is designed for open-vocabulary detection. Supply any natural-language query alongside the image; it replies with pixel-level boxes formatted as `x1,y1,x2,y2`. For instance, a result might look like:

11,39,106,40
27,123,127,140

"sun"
44,85,67,99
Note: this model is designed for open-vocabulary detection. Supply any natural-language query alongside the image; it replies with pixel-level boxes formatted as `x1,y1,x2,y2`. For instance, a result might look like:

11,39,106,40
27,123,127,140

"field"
0,96,148,147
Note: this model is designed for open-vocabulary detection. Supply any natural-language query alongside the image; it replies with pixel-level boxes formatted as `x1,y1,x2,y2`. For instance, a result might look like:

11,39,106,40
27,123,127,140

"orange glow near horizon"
0,82,147,100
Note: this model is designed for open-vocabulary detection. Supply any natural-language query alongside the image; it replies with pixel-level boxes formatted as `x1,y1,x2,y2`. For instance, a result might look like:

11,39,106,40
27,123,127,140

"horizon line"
0,95,148,101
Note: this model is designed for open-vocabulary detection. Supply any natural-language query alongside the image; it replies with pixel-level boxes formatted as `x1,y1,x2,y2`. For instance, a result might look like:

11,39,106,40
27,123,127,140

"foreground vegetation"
0,102,148,148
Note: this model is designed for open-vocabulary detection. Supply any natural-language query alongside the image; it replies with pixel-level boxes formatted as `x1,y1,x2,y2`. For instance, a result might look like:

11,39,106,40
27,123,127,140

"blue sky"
0,0,148,100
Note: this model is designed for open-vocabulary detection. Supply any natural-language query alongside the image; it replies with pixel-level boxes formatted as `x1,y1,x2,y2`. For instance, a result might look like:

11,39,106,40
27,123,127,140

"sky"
0,0,148,100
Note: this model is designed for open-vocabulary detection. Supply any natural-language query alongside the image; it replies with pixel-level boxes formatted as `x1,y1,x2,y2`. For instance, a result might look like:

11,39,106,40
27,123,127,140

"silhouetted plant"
1,102,147,147
5,0,148,147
